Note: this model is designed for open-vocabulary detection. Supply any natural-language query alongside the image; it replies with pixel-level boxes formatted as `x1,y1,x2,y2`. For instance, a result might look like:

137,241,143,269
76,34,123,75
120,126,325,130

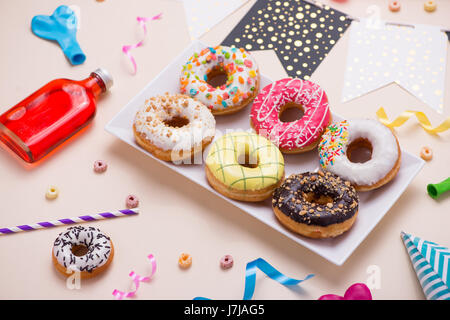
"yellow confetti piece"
376,107,450,134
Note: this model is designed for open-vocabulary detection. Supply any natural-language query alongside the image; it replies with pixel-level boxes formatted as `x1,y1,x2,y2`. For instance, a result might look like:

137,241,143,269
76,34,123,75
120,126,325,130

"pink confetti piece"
122,13,162,74
112,254,157,300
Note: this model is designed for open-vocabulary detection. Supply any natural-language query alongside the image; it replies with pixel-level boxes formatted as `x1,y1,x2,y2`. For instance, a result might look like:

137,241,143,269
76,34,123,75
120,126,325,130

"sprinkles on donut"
250,78,331,153
318,119,401,191
52,226,114,278
180,45,260,115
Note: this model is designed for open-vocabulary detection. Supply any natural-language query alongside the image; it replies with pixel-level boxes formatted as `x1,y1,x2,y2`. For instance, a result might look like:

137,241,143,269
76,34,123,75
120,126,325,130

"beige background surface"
0,0,449,300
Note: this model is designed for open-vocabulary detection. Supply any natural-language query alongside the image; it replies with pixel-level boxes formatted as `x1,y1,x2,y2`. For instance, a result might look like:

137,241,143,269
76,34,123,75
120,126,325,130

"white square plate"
105,40,424,265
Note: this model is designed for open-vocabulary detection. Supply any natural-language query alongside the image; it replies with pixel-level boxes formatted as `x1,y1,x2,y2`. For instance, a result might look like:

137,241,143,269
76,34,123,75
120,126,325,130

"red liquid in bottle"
0,69,112,163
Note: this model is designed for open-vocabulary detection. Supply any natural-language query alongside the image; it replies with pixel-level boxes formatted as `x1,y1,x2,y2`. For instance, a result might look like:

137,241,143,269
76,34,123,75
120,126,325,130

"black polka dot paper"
222,0,351,79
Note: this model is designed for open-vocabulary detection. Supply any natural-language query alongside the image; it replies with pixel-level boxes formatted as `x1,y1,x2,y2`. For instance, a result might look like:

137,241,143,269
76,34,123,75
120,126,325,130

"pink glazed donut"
250,78,331,153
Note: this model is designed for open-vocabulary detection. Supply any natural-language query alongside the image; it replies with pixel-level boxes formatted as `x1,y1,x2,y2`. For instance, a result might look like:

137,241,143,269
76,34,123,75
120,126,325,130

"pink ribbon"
112,254,157,300
122,13,162,74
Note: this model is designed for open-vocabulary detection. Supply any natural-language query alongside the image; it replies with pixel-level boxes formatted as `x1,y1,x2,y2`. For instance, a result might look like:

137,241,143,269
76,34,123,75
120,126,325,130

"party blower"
427,177,450,199
31,5,85,65
0,69,113,163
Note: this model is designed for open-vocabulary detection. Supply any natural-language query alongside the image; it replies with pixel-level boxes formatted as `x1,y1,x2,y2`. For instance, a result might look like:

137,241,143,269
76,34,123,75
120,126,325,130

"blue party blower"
31,5,86,65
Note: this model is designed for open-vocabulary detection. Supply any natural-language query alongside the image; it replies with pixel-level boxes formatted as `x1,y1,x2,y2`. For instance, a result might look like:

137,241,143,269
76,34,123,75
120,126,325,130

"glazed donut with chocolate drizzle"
52,226,114,278
250,78,331,153
272,171,359,239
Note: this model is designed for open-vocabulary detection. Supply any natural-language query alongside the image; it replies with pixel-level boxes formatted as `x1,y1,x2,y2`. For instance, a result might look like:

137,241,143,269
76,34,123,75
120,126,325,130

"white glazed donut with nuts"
133,93,215,162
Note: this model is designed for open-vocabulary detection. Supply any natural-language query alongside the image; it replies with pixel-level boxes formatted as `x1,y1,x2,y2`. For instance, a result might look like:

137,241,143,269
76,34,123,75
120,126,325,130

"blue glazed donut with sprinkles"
180,45,260,115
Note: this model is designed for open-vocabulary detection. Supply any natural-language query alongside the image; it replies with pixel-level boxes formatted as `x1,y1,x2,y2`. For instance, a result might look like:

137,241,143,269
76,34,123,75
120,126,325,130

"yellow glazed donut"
205,132,285,202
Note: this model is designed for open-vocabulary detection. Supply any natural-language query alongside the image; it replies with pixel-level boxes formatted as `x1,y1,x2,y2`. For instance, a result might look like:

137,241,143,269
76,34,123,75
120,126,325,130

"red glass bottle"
0,68,113,163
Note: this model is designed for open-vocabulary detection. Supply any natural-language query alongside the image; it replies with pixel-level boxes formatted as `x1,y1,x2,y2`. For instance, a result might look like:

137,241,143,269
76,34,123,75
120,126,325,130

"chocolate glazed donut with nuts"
272,171,359,239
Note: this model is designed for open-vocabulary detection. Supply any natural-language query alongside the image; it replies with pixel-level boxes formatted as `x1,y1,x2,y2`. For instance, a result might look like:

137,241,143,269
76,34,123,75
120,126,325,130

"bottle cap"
92,68,113,91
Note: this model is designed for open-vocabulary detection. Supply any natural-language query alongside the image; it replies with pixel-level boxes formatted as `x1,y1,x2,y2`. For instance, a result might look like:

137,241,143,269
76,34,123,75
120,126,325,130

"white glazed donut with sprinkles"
52,226,114,278
318,119,401,191
180,45,260,115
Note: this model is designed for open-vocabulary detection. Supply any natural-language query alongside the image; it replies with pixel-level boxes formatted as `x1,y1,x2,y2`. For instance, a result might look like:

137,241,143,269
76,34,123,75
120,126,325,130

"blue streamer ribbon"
194,258,314,300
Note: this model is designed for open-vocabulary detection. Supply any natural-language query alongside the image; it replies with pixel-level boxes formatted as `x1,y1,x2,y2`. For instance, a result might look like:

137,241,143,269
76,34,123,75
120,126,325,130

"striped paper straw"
0,208,139,235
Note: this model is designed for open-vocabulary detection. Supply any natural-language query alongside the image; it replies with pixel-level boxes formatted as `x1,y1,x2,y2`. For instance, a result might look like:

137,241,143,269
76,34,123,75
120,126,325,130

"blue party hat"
401,232,450,300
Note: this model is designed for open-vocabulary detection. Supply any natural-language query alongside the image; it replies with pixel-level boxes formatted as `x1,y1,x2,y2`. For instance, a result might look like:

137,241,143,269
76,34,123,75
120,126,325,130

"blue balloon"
31,5,86,65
